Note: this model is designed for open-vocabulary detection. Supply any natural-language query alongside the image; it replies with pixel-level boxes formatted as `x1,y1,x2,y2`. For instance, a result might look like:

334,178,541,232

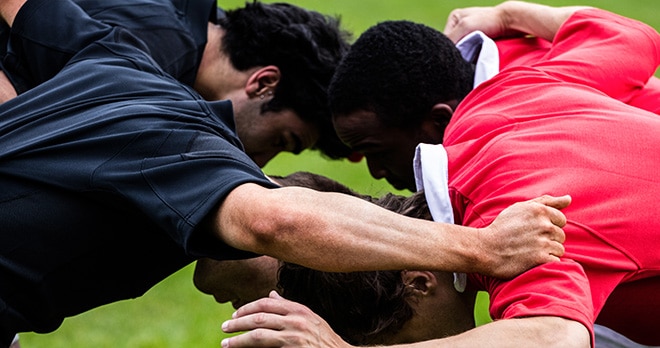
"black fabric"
1,0,217,93
0,0,275,337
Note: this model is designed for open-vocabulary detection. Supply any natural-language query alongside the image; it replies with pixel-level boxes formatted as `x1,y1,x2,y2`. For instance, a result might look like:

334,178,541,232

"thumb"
269,290,283,299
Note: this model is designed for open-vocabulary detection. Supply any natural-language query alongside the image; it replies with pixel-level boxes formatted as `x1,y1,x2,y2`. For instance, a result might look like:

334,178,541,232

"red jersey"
445,9,660,346
497,33,660,115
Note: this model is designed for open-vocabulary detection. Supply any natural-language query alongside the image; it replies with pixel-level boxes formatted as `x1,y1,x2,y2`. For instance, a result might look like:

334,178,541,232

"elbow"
244,207,288,247
534,317,591,348
216,183,287,253
232,192,298,253
216,184,316,258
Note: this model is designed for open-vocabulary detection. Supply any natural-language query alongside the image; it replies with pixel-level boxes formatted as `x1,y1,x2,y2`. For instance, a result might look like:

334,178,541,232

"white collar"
413,143,466,292
455,31,500,87
407,33,500,292
414,143,453,224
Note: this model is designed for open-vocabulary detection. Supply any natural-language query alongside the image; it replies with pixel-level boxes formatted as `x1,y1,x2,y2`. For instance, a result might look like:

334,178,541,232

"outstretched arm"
443,0,590,43
213,183,569,278
221,292,590,348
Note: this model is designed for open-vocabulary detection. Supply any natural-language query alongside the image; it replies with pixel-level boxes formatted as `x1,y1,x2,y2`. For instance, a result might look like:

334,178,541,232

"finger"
535,239,564,264
548,238,565,258
269,290,283,299
541,204,568,231
221,328,281,348
233,295,292,319
443,11,464,42
443,10,458,31
542,253,562,263
530,194,571,210
222,312,285,334
548,221,567,243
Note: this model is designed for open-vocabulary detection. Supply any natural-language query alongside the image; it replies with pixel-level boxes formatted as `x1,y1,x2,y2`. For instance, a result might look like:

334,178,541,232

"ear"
429,102,455,130
418,102,455,144
246,65,281,99
402,270,438,296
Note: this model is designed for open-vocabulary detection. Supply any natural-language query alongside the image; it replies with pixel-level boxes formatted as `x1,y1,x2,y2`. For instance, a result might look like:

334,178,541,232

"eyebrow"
347,141,379,154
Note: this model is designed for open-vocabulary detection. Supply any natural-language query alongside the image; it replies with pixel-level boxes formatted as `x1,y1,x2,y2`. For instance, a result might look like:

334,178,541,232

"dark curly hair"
219,1,353,159
270,171,368,198
329,20,474,130
274,171,433,345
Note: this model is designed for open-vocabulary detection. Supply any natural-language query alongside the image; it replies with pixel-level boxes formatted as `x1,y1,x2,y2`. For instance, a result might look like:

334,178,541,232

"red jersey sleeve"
471,260,596,345
533,8,660,103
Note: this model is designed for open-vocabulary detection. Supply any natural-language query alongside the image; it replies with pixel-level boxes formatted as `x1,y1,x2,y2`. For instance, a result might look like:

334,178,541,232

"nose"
366,158,388,179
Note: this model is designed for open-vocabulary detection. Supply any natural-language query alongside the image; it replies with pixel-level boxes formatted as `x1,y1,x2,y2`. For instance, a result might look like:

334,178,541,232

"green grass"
21,1,660,346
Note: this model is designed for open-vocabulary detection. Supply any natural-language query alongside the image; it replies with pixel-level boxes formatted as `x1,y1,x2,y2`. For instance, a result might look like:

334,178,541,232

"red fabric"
445,9,660,346
496,36,550,68
496,28,660,115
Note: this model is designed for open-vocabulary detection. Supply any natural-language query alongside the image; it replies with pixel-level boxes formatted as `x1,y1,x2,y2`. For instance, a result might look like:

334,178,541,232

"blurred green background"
21,0,660,347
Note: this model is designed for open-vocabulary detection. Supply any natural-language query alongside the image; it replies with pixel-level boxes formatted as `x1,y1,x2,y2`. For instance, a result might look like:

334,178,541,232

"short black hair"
220,1,353,159
329,20,474,129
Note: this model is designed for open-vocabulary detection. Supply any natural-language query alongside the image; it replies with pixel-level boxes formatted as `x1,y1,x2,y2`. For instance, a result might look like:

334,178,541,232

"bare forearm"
444,1,590,43
496,1,590,41
216,184,479,273
395,317,590,348
222,296,589,348
215,184,567,277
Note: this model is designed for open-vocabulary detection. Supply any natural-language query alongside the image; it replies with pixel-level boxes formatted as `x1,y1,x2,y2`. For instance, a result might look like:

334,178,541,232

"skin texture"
0,0,21,26
0,71,16,103
220,293,589,348
214,183,568,275
333,109,447,191
219,2,620,347
385,271,476,344
0,0,19,105
195,24,319,167
0,4,334,168
193,256,280,309
193,255,478,341
443,1,590,43
2,0,570,292
194,178,476,343
0,1,578,345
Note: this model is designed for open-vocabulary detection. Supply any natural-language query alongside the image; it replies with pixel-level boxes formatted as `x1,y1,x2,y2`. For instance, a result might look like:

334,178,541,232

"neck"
194,23,247,101
390,278,477,343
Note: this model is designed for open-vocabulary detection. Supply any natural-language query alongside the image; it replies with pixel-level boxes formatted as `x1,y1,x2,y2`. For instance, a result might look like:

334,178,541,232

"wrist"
495,1,522,34
452,225,489,275
469,227,492,275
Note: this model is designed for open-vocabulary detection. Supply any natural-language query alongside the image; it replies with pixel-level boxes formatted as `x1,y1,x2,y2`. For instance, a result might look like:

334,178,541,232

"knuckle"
283,333,305,346
542,220,556,231
250,329,269,343
290,316,306,328
253,312,268,325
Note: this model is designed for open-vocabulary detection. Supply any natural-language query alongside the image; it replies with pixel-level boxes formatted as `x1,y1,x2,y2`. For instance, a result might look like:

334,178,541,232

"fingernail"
221,338,229,348
232,311,237,319
221,321,228,332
